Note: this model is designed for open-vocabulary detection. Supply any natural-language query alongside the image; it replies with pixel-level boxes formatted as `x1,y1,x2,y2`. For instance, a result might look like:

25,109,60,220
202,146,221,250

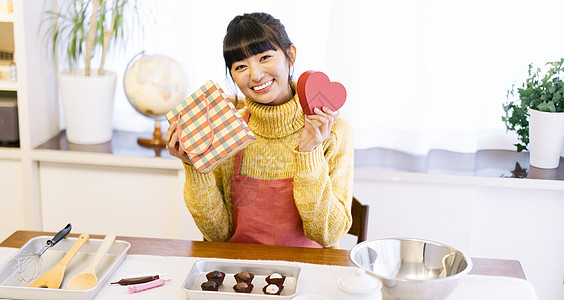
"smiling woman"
161,11,354,249
104,0,564,156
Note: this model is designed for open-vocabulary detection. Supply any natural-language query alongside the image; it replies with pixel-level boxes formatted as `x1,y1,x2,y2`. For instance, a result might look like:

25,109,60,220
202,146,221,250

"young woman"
165,12,353,248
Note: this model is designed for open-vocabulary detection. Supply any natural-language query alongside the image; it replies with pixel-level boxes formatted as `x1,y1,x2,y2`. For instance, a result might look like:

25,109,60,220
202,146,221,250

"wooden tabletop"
1,231,526,279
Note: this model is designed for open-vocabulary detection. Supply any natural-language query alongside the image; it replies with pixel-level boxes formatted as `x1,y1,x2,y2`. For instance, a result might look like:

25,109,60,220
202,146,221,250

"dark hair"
223,12,293,72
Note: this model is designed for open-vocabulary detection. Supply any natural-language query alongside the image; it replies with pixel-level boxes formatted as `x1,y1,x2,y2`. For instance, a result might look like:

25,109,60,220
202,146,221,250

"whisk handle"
47,223,72,247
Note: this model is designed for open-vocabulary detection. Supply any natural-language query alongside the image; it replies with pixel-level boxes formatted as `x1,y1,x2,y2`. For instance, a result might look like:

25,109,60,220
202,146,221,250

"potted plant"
502,58,564,169
43,0,141,144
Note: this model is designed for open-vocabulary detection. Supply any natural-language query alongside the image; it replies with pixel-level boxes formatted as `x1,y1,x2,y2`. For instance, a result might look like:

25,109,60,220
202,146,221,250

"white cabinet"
32,130,202,241
39,162,199,240
0,159,24,239
0,1,57,241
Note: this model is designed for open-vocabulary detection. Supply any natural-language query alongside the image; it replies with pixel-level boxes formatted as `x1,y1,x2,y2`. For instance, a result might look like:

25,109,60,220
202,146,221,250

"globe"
123,52,188,149
124,52,188,118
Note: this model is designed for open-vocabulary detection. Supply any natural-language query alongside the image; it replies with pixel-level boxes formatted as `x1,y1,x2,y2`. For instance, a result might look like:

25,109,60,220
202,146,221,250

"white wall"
347,172,564,300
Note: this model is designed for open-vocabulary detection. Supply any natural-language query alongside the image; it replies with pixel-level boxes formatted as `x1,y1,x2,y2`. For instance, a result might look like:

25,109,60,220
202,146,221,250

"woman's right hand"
164,121,192,165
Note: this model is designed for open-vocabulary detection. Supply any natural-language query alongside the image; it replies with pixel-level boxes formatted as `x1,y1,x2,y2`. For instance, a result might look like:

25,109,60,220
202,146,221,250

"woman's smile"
252,79,274,92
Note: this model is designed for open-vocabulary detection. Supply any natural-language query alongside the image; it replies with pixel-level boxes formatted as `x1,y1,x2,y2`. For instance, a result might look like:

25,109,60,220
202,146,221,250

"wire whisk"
11,224,72,285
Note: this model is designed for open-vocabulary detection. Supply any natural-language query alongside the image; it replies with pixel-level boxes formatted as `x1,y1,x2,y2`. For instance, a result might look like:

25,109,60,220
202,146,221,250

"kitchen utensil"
0,236,131,300
66,232,116,290
349,237,472,300
11,223,72,283
28,233,90,289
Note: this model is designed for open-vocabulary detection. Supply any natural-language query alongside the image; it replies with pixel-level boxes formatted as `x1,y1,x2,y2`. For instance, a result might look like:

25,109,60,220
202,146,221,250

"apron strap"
233,110,250,175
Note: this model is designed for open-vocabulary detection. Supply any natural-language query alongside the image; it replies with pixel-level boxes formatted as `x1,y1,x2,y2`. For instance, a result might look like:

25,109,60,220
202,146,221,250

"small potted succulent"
43,0,142,144
502,58,564,168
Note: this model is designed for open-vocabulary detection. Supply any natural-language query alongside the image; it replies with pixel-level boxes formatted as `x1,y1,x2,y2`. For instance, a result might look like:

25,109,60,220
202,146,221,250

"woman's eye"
260,55,271,61
234,64,246,71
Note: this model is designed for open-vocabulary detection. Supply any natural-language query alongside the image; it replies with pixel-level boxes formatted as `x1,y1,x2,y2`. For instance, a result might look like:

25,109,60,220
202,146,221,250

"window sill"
354,148,564,191
34,131,564,190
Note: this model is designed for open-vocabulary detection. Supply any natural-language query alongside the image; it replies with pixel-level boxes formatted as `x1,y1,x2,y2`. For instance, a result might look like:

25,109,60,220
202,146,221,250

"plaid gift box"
166,80,256,173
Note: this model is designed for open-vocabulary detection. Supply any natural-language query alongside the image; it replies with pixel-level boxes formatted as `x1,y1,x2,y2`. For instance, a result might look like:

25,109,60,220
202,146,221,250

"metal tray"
183,259,301,299
0,236,130,300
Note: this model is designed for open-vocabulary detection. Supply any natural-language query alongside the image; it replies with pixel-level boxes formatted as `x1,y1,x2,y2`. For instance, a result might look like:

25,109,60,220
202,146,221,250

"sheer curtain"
97,0,564,155
329,0,564,154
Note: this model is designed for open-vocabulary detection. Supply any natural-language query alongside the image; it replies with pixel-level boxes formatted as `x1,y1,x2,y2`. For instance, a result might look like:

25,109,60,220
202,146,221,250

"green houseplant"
43,0,142,144
502,58,564,168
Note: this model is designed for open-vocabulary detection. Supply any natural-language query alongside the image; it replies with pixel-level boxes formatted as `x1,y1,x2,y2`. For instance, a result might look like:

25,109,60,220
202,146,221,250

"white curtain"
96,0,564,155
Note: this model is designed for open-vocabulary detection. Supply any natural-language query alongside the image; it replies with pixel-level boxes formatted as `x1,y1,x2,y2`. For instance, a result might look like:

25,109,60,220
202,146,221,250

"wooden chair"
348,196,369,244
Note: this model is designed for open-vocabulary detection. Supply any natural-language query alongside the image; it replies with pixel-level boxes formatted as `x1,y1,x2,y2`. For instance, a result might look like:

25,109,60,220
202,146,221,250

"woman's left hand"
299,107,339,152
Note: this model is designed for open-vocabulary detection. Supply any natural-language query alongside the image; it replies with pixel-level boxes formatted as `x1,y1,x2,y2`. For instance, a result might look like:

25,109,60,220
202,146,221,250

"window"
69,0,564,155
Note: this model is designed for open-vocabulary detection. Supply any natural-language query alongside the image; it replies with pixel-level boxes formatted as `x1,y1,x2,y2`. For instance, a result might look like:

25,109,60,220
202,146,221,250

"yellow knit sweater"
182,85,354,248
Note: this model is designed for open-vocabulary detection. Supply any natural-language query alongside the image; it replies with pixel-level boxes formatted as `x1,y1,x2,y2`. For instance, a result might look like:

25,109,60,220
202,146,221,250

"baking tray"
0,236,130,300
183,259,301,299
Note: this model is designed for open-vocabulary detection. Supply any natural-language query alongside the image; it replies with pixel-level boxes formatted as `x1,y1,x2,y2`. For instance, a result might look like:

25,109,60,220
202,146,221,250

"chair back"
348,196,369,244
205,196,370,244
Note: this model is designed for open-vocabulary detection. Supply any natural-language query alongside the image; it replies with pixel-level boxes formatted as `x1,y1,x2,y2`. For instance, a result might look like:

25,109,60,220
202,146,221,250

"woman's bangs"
224,22,280,69
225,40,278,69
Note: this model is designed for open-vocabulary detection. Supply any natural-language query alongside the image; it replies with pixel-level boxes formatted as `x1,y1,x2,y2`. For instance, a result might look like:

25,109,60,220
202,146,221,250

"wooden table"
0,231,526,279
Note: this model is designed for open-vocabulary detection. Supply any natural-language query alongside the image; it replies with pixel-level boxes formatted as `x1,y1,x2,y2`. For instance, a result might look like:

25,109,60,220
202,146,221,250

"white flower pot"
528,109,564,169
58,70,117,144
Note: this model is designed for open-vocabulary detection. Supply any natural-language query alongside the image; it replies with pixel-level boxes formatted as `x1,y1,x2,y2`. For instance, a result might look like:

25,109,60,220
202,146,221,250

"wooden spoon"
28,233,90,288
66,232,116,290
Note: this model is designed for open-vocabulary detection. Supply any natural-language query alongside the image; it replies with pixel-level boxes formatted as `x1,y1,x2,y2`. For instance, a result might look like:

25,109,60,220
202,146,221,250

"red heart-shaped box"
297,71,347,115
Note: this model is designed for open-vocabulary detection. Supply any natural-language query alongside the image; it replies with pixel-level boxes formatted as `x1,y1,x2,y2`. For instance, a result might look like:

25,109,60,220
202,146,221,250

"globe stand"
123,52,188,157
138,120,166,154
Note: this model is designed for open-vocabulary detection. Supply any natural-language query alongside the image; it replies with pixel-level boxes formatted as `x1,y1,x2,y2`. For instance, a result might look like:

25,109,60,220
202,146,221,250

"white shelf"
0,147,20,160
0,12,14,23
31,130,183,170
355,169,564,191
0,1,57,233
32,148,182,170
0,80,17,91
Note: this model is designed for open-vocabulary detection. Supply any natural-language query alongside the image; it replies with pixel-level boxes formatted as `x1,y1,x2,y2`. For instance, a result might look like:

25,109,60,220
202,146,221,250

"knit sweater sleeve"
183,163,233,242
293,118,354,248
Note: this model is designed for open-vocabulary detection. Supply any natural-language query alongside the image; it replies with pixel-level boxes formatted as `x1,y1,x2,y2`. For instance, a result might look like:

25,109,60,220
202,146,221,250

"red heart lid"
297,71,347,115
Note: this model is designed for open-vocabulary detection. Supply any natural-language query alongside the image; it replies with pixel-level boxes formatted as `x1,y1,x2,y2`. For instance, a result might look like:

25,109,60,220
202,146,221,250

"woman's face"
230,46,296,106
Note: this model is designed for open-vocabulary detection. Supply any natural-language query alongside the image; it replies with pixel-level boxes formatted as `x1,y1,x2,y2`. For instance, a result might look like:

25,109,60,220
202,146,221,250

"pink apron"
229,112,322,248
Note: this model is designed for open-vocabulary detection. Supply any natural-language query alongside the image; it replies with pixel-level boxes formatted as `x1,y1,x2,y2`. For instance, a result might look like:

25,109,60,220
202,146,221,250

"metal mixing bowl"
349,238,472,300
